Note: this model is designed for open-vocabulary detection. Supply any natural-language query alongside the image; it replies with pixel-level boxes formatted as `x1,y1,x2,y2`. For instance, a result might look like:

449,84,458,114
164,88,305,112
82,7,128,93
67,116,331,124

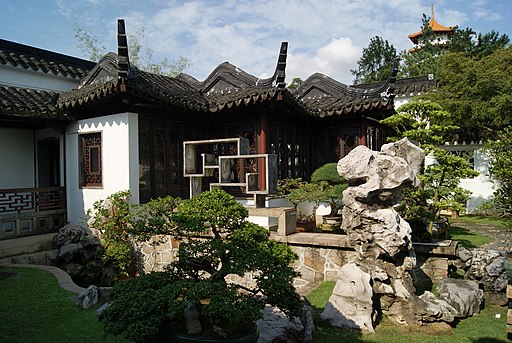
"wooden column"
359,118,367,147
258,111,267,193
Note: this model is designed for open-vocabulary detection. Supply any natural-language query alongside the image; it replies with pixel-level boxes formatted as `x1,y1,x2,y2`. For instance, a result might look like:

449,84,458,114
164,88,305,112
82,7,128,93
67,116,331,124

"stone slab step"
0,249,58,266
0,233,57,258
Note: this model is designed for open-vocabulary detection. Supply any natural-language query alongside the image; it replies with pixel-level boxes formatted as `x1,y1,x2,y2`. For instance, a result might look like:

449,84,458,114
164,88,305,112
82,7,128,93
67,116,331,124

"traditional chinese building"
0,19,400,236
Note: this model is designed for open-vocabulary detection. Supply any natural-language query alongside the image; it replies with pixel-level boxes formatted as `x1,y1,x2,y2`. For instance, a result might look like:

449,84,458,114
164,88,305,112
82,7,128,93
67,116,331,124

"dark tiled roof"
58,53,208,111
0,39,95,79
0,86,62,119
353,74,436,98
293,69,397,117
1,31,404,122
206,87,281,113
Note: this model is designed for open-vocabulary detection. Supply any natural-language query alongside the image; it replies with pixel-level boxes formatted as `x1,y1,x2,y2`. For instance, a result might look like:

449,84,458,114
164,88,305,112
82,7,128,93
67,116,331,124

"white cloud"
287,37,361,84
52,0,508,85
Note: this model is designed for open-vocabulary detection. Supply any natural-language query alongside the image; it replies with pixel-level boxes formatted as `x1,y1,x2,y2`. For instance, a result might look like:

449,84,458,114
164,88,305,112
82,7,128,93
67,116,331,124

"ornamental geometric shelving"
183,138,277,206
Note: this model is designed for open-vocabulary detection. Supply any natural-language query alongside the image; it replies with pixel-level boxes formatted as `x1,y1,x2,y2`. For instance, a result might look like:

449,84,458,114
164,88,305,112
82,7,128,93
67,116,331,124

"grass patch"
307,281,509,343
447,226,493,249
2,266,509,342
454,215,505,227
0,266,129,343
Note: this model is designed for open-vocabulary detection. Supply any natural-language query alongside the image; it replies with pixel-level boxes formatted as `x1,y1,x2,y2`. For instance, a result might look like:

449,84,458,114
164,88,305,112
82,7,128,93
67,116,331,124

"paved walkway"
1,263,84,294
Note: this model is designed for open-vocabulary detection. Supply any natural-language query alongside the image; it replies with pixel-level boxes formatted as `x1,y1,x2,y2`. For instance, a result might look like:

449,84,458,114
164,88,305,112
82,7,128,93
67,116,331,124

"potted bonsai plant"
284,179,326,231
381,100,478,240
99,189,303,343
310,163,348,231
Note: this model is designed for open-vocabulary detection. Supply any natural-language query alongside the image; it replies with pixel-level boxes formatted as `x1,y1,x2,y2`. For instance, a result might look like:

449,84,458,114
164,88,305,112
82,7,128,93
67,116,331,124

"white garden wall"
65,112,139,225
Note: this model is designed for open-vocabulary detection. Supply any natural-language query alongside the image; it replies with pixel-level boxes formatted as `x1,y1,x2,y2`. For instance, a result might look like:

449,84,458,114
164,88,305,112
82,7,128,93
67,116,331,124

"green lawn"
1,262,509,343
446,214,505,249
0,266,129,343
453,214,505,227
307,281,509,343
447,225,494,248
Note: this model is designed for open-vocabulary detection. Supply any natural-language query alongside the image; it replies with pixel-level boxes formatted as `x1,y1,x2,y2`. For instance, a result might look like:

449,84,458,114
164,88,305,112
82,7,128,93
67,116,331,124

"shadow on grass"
472,338,508,343
311,304,365,343
447,226,491,249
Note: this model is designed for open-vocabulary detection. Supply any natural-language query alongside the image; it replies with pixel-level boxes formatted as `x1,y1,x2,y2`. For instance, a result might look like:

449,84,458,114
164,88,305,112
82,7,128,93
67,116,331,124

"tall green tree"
74,24,190,77
426,45,512,137
449,28,509,59
381,100,478,235
351,36,397,84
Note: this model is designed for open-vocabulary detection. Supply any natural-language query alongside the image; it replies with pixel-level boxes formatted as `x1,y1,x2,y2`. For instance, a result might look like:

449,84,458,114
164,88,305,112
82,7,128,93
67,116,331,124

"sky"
1,0,511,84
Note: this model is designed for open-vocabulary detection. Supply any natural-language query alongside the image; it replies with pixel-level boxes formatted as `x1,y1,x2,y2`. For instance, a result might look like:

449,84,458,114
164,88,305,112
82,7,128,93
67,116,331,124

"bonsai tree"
381,100,478,236
99,189,303,342
310,163,348,216
285,179,326,222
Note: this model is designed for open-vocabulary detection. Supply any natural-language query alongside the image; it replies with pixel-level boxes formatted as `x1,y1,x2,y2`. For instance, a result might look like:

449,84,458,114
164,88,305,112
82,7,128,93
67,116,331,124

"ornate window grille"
79,132,102,187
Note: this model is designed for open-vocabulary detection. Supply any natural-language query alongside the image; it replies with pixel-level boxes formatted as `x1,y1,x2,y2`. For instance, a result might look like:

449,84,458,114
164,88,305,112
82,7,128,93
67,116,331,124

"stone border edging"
2,263,85,294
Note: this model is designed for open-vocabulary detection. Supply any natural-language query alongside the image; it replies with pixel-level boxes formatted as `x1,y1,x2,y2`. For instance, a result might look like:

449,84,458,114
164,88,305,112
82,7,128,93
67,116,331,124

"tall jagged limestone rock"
322,138,483,330
321,263,375,332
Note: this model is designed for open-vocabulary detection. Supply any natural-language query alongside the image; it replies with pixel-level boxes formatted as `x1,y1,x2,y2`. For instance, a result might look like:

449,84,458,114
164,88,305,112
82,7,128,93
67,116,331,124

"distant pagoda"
408,4,454,52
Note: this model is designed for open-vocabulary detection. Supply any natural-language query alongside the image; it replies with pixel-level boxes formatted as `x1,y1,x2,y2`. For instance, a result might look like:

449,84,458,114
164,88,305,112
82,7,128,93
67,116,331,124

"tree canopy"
425,45,512,137
351,36,397,84
381,100,478,232
74,24,191,77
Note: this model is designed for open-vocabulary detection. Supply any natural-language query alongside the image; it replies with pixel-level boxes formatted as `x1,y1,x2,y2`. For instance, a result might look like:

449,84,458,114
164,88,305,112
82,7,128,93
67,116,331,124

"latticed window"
79,132,102,187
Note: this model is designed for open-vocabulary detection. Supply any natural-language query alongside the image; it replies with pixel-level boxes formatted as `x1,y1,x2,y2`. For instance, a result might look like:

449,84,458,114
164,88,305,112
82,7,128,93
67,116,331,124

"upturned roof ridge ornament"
117,19,134,79
272,42,288,89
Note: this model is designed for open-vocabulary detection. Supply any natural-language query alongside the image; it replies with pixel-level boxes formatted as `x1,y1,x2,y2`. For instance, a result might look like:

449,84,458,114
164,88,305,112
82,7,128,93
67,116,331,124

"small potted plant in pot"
310,163,348,231
99,189,303,343
284,179,325,232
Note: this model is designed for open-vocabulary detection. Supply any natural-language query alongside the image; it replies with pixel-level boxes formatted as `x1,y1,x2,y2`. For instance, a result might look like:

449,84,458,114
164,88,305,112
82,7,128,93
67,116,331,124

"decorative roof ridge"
294,59,397,100
177,42,288,94
78,52,124,88
117,19,137,79
268,41,287,89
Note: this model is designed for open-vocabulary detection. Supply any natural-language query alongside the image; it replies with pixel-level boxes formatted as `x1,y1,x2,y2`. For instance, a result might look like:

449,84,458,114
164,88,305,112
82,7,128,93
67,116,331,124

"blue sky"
1,0,510,84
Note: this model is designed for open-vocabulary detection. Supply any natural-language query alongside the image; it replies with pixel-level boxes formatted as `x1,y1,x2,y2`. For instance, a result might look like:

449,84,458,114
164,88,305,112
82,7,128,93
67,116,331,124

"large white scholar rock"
321,263,374,333
343,206,414,260
337,138,424,207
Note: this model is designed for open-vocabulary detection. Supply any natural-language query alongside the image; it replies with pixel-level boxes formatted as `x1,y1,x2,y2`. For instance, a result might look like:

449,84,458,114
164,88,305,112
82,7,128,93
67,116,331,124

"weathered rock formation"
256,298,314,343
455,247,508,304
321,138,483,331
53,224,114,286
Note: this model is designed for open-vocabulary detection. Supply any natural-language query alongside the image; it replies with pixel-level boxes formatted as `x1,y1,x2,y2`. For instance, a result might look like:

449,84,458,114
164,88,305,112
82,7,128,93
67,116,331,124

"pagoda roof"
408,7,454,45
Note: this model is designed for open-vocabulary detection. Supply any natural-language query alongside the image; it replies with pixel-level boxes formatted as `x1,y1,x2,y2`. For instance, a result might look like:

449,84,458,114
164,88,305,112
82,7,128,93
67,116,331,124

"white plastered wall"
0,65,80,92
459,147,495,213
65,112,139,225
0,128,34,188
